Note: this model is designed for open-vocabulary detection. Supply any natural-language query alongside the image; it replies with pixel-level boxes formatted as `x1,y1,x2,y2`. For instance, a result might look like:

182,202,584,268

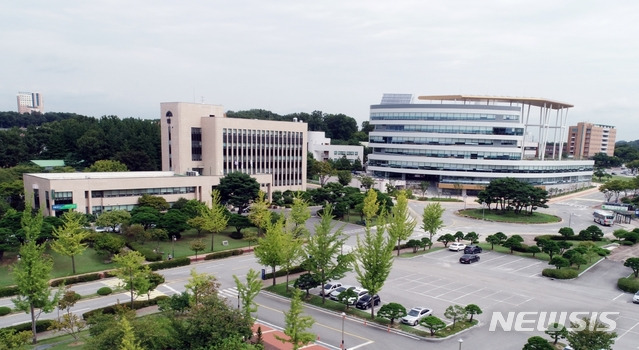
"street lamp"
171,235,176,259
458,338,463,350
481,202,487,220
341,312,346,349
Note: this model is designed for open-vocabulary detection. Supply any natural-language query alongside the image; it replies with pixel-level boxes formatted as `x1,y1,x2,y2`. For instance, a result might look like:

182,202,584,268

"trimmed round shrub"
0,306,12,316
97,286,113,296
542,268,579,279
617,277,639,293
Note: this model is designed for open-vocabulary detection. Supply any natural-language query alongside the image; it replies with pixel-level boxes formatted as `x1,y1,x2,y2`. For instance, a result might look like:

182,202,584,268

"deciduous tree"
233,268,262,321
421,203,445,244
255,217,285,286
388,190,416,256
565,317,616,350
112,251,151,308
522,336,554,350
248,191,271,235
50,212,89,274
275,288,315,350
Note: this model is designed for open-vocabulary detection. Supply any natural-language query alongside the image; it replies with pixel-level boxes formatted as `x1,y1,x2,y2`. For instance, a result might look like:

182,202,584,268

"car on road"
449,242,466,251
355,294,381,310
634,291,639,304
319,282,342,296
401,307,432,326
459,254,480,264
329,285,354,301
464,245,482,254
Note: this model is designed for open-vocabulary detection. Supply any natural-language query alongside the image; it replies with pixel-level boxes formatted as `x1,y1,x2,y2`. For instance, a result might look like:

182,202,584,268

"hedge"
82,295,169,320
0,286,19,298
50,272,103,287
127,242,163,262
0,306,11,316
263,265,306,280
617,277,639,293
148,257,191,271
542,268,579,279
97,287,113,296
204,249,244,261
3,319,54,333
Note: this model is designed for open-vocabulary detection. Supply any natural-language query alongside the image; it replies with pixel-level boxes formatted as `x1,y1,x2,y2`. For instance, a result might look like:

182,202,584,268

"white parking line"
479,255,510,263
612,293,626,301
492,258,524,269
513,261,543,272
453,287,486,301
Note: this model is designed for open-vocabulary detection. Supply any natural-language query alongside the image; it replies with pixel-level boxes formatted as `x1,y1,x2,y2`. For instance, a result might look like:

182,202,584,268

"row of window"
370,112,519,121
373,125,524,136
369,136,517,146
368,160,593,173
334,151,359,156
91,187,196,198
374,148,521,160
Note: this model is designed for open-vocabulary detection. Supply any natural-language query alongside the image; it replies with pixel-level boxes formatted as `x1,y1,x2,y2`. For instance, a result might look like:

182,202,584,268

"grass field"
458,208,561,224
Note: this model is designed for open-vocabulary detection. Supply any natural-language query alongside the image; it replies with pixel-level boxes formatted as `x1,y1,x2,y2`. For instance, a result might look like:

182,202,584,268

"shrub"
0,285,19,298
148,257,191,271
82,295,169,320
542,268,579,279
97,286,113,296
203,249,244,261
0,306,12,316
512,244,529,253
127,242,163,261
617,277,639,293
50,272,103,287
620,240,635,246
5,320,54,333
263,265,306,280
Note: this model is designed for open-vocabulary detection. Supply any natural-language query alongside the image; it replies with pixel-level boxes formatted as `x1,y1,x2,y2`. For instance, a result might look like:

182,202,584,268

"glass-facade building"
367,95,594,194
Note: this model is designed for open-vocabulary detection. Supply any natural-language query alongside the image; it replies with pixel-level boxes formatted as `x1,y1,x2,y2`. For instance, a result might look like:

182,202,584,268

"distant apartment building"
307,131,364,164
17,91,43,114
566,122,616,159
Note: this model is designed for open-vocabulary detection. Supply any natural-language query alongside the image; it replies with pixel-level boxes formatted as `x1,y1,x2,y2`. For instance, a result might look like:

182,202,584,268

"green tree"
421,203,445,244
624,257,639,277
254,217,285,286
158,209,190,238
0,329,31,350
49,289,86,341
96,210,130,232
420,315,446,336
137,194,169,211
275,288,316,350
233,268,262,321
294,273,320,297
248,190,271,235
549,256,570,269
454,231,465,242
304,204,353,304
527,245,541,257
86,159,129,172
189,239,206,260
218,172,260,213
362,188,379,223
314,161,335,187
11,208,62,344
359,175,375,190
129,206,160,231
444,304,467,329
280,217,304,292
522,336,554,350
354,210,394,318
464,231,479,243
537,239,560,259
112,251,151,308
118,316,144,350
50,212,89,274
437,233,455,247
185,268,219,306
565,317,617,350
94,233,125,256
290,195,311,237
377,303,407,326
502,235,524,254
388,190,417,256
202,190,228,251
545,322,568,345
558,226,575,240
464,304,482,322
337,170,352,186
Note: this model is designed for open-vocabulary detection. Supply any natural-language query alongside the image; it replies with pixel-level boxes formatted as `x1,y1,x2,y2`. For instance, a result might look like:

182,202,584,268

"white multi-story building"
17,91,43,114
307,131,363,164
367,94,594,195
25,102,307,216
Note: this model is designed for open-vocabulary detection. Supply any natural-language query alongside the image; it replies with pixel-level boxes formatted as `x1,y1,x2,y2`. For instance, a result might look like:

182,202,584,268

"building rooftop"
25,171,177,180
418,95,573,109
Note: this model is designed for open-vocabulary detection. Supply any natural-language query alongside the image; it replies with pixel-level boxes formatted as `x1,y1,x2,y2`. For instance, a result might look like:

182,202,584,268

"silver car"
633,290,639,304
400,307,432,326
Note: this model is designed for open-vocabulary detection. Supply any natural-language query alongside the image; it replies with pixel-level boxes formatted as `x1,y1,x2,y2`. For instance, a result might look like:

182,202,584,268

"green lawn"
458,208,561,223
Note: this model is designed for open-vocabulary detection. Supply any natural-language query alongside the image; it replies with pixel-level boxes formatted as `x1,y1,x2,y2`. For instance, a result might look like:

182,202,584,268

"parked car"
329,285,354,301
401,307,432,326
449,242,466,251
319,282,342,296
459,254,480,264
464,245,482,254
633,291,639,304
347,288,369,305
356,294,381,310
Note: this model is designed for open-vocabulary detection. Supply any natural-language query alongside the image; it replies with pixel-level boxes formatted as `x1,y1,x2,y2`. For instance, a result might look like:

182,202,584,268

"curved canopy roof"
418,95,573,109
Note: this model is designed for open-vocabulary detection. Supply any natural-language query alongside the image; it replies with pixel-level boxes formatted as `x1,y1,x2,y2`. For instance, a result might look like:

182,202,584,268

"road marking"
612,292,626,301
162,284,180,294
615,320,639,341
492,258,524,268
513,262,543,272
454,287,486,300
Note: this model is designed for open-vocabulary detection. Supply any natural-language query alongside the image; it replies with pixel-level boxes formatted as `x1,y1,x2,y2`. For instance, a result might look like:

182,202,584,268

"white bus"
593,210,615,226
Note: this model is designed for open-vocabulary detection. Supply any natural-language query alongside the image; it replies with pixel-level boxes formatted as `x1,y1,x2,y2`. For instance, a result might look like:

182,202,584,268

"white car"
329,285,354,301
449,242,466,251
347,288,369,305
401,307,433,326
319,282,342,296
633,291,639,304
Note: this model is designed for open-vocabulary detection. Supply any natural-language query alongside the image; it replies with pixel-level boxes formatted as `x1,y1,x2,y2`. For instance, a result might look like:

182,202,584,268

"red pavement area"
252,323,330,350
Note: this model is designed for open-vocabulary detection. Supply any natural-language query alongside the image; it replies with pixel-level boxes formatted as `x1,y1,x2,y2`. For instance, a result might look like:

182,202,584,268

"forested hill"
0,111,83,128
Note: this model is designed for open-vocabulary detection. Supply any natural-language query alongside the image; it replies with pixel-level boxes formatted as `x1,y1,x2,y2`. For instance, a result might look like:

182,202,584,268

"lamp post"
458,338,463,350
341,312,346,349
481,202,487,220
171,235,176,258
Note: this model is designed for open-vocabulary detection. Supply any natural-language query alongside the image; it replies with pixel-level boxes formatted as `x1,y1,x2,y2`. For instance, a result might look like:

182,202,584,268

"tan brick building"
566,122,616,159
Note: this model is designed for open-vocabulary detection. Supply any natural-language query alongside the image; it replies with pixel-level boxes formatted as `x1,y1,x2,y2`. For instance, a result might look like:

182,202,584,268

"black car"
355,294,381,310
464,245,482,254
459,254,480,264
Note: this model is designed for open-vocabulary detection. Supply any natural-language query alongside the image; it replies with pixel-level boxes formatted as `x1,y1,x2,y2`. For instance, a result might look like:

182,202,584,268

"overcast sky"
2,1,638,141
